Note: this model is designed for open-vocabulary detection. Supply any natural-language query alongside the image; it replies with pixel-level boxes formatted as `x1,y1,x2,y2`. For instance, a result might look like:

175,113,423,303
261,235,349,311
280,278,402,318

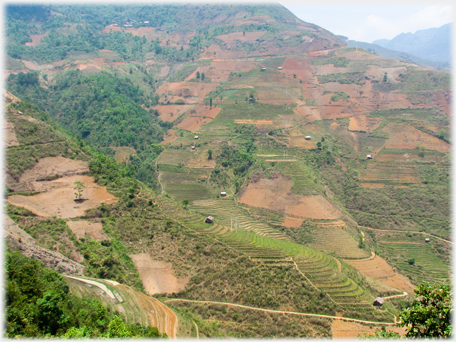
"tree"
182,199,189,209
361,282,452,339
209,98,212,107
398,282,452,338
201,72,205,81
196,71,200,79
73,181,84,200
208,149,212,160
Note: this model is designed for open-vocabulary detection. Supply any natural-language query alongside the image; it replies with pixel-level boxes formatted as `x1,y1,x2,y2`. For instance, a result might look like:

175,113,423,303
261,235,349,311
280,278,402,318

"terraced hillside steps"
155,195,394,322
190,198,290,241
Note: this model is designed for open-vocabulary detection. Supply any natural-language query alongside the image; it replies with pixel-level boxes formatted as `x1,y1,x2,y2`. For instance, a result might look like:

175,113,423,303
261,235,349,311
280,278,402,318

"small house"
261,68,266,71
191,146,196,150
373,297,384,307
305,136,311,140
220,192,227,197
425,238,430,243
205,216,214,223
278,67,283,70
194,136,199,139
367,155,373,159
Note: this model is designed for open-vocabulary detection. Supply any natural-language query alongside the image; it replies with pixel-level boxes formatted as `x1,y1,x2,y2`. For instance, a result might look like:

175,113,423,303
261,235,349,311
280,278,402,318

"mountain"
4,3,451,339
372,24,451,64
347,40,450,71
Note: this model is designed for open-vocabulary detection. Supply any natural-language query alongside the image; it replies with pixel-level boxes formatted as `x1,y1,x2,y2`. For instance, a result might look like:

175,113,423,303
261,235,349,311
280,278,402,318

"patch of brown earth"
4,121,19,147
161,129,178,145
8,175,118,219
239,175,342,220
154,104,195,122
189,105,221,119
177,117,213,132
66,220,108,241
382,122,450,152
131,253,189,295
112,146,136,163
348,115,383,132
19,156,89,190
156,82,219,104
24,34,46,46
331,320,406,339
347,255,415,294
281,216,304,228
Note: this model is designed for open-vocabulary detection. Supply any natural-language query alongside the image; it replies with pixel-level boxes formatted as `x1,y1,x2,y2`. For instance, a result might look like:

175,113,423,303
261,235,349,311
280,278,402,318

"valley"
4,3,451,339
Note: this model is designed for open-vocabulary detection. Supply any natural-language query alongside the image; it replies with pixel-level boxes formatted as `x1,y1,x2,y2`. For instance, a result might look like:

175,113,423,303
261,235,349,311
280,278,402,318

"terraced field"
307,224,370,259
156,195,395,322
274,160,320,195
190,198,288,240
378,242,450,285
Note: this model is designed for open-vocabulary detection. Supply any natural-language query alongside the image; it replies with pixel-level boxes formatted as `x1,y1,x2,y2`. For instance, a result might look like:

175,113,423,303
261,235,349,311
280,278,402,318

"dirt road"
166,298,396,325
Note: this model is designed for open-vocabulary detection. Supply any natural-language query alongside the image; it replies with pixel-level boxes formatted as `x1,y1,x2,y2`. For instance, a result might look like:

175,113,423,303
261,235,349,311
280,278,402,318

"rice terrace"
4,2,452,339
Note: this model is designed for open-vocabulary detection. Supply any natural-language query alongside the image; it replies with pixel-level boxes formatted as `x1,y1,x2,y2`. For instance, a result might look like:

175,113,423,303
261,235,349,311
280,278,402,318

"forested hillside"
4,3,451,338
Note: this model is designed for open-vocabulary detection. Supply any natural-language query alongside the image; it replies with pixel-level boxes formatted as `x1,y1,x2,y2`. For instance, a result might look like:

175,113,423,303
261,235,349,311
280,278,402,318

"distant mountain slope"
347,40,450,71
372,24,451,64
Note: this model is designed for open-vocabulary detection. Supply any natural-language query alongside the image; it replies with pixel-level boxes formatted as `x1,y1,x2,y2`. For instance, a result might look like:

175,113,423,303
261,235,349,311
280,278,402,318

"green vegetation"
7,70,165,189
5,251,164,338
361,282,452,339
317,72,364,85
311,57,350,67
331,91,351,101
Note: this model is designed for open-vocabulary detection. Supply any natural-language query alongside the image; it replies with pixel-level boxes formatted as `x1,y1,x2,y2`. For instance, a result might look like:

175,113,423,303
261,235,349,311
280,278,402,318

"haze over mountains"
4,3,451,339
372,23,451,64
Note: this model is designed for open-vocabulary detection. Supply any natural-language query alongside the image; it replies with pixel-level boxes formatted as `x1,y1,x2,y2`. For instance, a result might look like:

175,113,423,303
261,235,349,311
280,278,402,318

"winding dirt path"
166,299,396,325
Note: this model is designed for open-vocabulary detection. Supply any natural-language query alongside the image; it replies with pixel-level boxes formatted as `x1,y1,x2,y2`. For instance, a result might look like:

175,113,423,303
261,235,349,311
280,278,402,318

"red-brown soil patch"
239,175,341,220
154,105,195,122
112,146,136,163
281,216,304,228
177,117,213,132
161,129,178,145
156,82,219,104
8,175,118,219
4,121,19,147
294,105,321,120
190,105,221,119
25,34,46,46
331,320,405,339
281,57,315,84
131,253,189,295
19,156,89,191
348,115,383,132
66,220,108,241
382,122,450,152
203,59,256,82
347,255,415,294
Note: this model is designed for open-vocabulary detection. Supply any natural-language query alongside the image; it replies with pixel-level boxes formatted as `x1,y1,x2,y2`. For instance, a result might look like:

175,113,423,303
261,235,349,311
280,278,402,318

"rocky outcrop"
4,215,85,276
